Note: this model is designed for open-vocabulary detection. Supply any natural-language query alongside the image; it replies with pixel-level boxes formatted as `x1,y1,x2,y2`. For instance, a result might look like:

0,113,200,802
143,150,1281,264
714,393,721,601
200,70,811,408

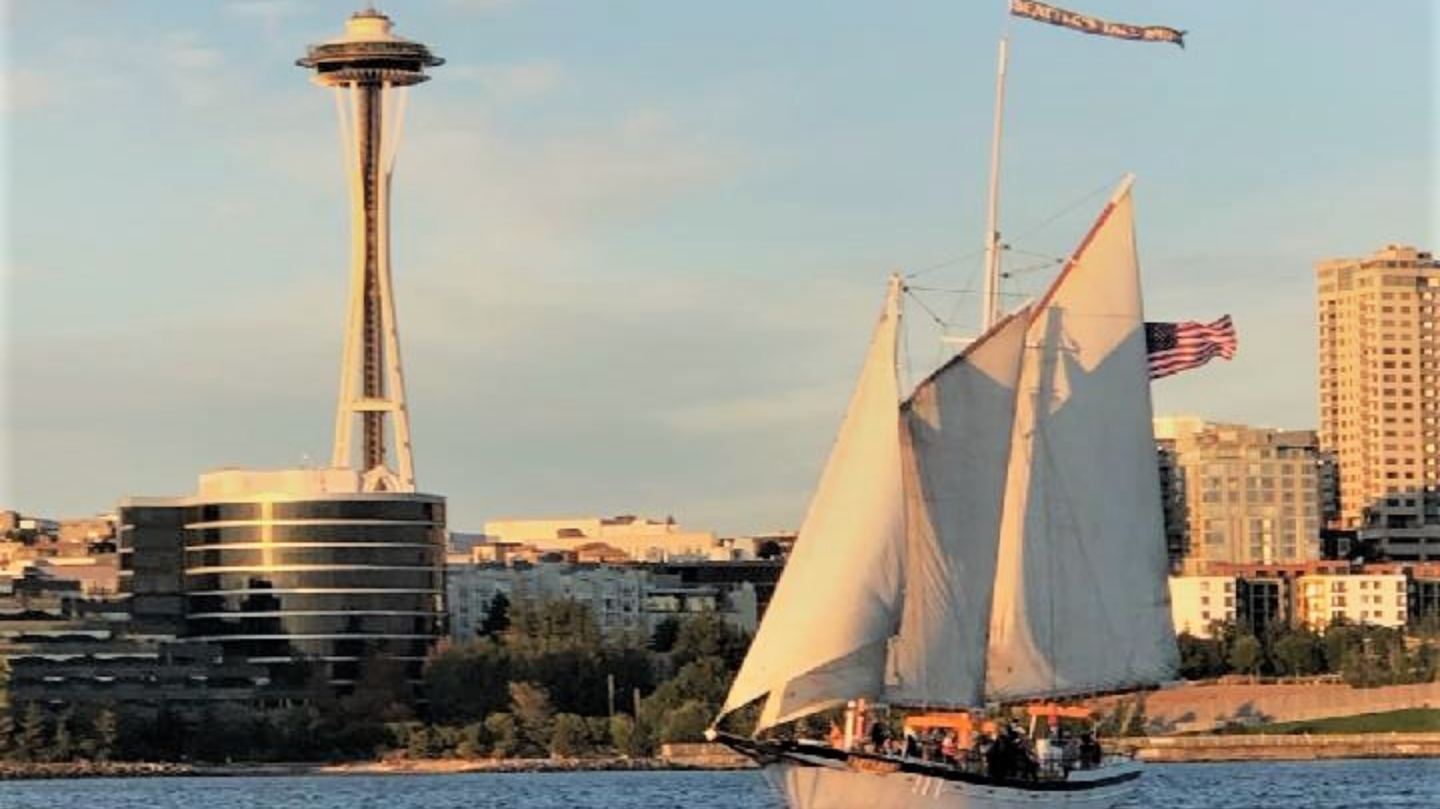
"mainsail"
719,176,1178,733
720,278,906,732
984,176,1178,701
885,309,1029,708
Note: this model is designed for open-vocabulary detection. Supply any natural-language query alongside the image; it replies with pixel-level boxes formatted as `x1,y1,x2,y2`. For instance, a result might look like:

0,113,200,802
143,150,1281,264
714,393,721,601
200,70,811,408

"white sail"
885,309,1029,708
720,278,906,731
985,176,1179,702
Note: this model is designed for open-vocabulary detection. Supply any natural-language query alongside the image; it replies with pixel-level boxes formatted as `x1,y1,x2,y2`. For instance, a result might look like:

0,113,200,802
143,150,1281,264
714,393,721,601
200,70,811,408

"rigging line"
1006,179,1114,246
908,285,1034,302
1005,246,1067,263
904,289,951,330
1001,260,1064,279
904,247,987,280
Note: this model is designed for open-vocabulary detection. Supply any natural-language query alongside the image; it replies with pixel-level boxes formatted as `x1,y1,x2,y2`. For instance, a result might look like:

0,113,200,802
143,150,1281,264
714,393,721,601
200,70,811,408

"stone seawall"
1098,681,1440,733
1123,733,1440,762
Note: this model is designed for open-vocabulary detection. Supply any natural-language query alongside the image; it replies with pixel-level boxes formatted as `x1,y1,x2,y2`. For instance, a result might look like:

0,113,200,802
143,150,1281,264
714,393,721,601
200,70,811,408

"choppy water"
4,760,1438,809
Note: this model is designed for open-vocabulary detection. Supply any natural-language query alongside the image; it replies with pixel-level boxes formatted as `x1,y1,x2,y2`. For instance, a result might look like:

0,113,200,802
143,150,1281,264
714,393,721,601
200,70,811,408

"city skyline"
4,1,1435,534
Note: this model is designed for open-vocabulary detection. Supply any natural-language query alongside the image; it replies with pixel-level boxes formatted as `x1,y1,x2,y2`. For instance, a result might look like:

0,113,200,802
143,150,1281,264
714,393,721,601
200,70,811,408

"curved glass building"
119,468,445,687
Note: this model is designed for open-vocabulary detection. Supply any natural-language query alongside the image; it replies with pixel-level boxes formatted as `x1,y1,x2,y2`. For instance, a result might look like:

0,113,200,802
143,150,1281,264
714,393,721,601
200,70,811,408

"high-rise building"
1156,419,1326,571
115,10,448,691
1317,244,1440,560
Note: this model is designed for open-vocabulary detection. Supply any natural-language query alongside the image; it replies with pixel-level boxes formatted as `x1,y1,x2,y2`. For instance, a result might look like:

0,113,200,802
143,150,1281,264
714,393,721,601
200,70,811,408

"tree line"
1177,618,1440,686
0,596,754,763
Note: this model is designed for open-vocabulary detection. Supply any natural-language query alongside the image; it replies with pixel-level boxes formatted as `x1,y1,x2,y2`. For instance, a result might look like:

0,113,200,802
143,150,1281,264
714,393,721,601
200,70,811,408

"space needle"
298,6,443,492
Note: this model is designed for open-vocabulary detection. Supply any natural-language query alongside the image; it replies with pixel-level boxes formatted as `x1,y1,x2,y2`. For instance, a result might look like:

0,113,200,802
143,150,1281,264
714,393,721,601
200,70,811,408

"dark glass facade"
119,493,446,687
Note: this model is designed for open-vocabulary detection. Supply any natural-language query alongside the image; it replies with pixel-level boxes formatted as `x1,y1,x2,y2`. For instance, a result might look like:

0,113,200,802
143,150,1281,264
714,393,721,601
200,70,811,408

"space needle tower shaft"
298,8,442,492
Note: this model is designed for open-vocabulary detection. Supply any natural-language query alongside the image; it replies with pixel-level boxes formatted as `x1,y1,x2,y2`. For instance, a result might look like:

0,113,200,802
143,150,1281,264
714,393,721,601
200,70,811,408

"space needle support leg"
376,83,415,490
332,83,367,470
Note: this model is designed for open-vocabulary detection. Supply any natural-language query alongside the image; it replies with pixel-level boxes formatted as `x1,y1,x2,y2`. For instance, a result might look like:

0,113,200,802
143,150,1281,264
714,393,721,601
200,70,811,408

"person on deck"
868,718,889,752
1079,732,1103,768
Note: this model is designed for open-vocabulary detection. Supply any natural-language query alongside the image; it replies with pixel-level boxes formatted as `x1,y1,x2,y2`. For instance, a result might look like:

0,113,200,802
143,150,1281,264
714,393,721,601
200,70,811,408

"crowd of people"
838,717,1106,781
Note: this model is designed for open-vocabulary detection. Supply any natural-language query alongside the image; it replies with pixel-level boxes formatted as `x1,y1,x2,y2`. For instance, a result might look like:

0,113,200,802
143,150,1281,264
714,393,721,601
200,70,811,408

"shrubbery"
0,601,752,763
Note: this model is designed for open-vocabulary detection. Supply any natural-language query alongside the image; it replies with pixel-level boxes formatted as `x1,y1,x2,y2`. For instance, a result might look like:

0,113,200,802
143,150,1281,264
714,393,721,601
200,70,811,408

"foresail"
719,280,905,732
885,310,1028,708
985,177,1179,702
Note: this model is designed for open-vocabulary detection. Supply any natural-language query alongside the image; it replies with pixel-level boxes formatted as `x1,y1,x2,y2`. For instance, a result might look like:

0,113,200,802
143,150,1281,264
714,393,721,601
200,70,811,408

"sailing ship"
709,175,1178,809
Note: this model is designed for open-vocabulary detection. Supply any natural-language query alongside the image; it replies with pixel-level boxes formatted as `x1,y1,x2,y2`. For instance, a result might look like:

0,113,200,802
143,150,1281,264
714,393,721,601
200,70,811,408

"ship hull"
719,735,1140,809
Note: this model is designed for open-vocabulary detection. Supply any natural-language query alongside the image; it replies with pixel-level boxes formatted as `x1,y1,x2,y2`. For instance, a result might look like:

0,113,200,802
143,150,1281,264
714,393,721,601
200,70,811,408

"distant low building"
483,515,722,562
1295,570,1407,629
1167,575,1236,638
446,558,758,644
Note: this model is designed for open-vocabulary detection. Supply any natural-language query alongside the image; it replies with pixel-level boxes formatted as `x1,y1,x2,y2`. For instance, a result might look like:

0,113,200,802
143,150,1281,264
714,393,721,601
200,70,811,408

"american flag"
1144,315,1238,380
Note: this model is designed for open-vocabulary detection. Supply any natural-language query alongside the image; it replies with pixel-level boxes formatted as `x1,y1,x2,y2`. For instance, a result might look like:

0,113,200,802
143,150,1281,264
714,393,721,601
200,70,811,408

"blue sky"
2,0,1434,534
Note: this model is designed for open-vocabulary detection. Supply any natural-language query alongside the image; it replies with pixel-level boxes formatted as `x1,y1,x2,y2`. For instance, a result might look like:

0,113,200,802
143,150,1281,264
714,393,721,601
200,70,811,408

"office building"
118,468,445,687
1317,244,1440,559
1156,418,1325,570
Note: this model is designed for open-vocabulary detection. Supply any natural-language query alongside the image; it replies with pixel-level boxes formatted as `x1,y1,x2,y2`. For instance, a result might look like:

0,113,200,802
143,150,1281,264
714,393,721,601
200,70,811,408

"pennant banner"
1010,0,1185,48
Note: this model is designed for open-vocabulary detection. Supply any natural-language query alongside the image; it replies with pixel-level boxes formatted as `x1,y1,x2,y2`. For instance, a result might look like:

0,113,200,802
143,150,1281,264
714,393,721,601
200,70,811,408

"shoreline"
6,734,1440,780
0,755,752,782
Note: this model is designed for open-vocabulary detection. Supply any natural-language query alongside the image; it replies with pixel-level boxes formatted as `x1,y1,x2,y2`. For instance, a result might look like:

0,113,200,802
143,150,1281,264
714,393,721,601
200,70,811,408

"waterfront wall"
1106,681,1440,733
1125,733,1440,762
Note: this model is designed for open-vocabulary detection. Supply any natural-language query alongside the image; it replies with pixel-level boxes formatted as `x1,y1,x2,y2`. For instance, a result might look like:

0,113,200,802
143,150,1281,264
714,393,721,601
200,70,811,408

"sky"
1,0,1435,535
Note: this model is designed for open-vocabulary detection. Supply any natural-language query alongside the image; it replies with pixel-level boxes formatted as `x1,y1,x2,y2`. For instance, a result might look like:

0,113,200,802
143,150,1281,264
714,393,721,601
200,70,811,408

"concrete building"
118,468,446,687
1295,570,1408,629
1157,418,1325,570
1409,563,1440,625
1316,244,1440,560
446,558,758,644
1167,575,1237,638
484,515,722,562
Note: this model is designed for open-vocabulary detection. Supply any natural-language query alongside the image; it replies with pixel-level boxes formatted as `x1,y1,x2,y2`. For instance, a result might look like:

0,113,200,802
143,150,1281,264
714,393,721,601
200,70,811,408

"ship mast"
981,35,1010,332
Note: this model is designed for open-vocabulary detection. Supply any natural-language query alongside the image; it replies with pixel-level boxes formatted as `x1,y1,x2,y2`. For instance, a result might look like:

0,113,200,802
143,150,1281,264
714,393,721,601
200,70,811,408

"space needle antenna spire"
298,9,442,492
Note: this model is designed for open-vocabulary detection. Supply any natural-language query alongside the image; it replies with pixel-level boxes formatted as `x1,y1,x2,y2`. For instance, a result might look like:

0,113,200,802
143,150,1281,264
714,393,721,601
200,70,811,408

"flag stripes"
1145,315,1237,380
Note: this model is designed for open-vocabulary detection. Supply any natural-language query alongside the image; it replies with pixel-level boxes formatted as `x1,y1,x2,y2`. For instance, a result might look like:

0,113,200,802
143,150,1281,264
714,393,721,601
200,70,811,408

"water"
3,761,1437,809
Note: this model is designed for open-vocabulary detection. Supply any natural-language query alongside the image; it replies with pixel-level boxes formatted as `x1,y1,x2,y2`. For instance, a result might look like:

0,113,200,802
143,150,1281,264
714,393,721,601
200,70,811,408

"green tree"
16,702,45,762
404,724,446,759
50,710,73,762
670,616,749,672
549,713,589,758
1272,629,1322,676
1228,634,1264,675
656,699,712,744
422,640,512,724
0,707,13,760
484,713,520,757
480,592,512,639
454,722,487,758
92,708,118,763
609,713,648,757
509,681,555,755
1177,632,1225,679
650,617,681,653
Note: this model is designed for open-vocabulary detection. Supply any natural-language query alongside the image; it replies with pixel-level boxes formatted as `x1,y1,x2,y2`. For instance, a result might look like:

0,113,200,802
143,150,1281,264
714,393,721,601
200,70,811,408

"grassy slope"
1233,709,1440,735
